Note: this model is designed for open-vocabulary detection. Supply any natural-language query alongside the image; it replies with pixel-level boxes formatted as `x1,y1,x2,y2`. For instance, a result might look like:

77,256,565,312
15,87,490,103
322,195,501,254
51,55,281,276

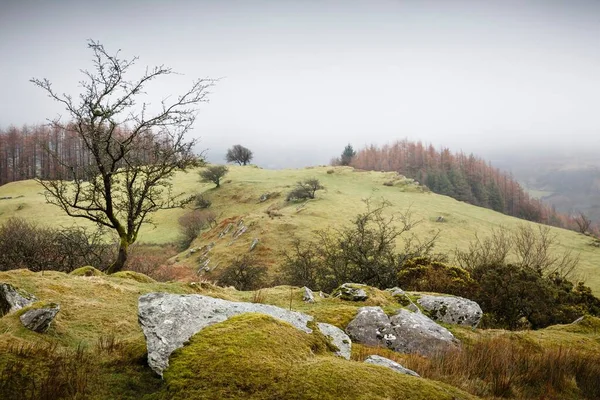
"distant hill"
3,165,597,293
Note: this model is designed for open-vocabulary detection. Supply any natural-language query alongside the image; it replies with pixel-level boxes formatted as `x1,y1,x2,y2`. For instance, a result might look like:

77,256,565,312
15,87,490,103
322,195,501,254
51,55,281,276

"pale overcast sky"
1,0,598,168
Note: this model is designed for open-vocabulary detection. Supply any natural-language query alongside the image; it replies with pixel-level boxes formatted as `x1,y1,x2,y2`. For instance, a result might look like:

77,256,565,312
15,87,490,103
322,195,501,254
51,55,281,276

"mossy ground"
2,166,599,295
0,270,599,399
164,313,478,400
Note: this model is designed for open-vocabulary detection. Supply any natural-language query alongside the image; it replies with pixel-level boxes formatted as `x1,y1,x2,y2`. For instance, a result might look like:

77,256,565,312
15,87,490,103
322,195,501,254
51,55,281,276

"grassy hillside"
2,166,599,294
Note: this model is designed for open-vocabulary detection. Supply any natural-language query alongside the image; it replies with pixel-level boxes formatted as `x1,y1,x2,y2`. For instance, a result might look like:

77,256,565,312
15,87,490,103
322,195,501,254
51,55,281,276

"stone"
139,293,314,376
302,287,315,303
364,355,419,377
19,303,60,333
332,283,368,301
0,283,37,316
345,307,392,347
417,294,482,328
317,322,351,360
346,306,458,357
387,309,457,355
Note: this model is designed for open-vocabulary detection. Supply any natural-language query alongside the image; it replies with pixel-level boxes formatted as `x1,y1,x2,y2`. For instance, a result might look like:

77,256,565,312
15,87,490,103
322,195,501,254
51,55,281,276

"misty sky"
1,0,599,168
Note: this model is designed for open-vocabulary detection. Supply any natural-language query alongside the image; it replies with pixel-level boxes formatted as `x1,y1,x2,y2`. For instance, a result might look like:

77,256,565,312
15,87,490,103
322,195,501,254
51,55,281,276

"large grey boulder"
0,283,37,316
417,294,482,328
139,293,320,376
19,303,60,333
346,306,458,357
364,355,419,377
345,306,392,347
317,322,351,360
332,283,368,301
388,309,457,355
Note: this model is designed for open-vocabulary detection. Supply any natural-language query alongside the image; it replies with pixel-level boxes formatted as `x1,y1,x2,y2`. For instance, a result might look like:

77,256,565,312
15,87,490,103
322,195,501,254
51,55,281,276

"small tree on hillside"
31,40,214,273
340,144,356,166
573,211,592,234
200,165,228,188
226,144,253,165
286,178,324,201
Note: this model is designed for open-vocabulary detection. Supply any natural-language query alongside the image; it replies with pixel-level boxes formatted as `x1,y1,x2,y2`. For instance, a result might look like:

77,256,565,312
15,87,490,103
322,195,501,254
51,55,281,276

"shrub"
199,165,228,188
286,178,324,201
280,200,440,292
125,244,179,281
0,217,115,273
178,210,216,250
218,255,267,290
397,257,476,297
194,194,211,209
455,226,599,329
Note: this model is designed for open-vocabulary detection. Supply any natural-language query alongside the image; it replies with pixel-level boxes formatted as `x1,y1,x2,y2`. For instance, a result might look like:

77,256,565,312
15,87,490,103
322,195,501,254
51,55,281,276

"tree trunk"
106,238,128,274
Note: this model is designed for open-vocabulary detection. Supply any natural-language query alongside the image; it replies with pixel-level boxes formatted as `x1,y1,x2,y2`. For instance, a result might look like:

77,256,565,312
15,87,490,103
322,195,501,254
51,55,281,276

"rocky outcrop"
0,283,37,316
139,293,331,375
19,303,60,332
302,287,315,303
417,294,482,328
332,283,368,301
364,355,419,377
317,322,351,360
346,306,458,357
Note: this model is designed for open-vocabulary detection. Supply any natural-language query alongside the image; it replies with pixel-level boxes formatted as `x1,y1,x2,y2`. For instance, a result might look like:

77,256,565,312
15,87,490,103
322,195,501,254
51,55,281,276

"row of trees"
347,140,587,231
0,125,255,187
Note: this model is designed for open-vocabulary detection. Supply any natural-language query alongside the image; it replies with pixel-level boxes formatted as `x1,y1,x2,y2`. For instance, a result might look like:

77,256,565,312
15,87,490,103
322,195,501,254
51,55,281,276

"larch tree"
31,40,215,273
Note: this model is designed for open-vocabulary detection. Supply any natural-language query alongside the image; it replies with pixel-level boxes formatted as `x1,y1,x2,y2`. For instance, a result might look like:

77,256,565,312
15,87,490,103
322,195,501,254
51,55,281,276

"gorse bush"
397,257,476,297
0,217,115,273
455,226,600,329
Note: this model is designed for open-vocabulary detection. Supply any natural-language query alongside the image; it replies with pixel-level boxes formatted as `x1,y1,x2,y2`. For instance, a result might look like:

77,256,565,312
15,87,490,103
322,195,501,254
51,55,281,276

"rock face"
19,303,60,332
332,283,369,301
0,283,37,316
317,322,351,360
364,355,420,377
417,295,482,328
346,307,458,357
302,287,315,303
139,293,317,375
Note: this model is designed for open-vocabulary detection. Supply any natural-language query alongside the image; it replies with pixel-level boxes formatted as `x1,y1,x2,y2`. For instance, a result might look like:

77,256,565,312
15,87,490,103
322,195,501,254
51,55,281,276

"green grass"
2,166,600,294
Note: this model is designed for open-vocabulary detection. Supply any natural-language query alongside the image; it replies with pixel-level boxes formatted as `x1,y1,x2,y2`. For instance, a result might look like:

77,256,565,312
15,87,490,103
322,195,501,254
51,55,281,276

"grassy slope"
1,270,599,399
2,166,599,294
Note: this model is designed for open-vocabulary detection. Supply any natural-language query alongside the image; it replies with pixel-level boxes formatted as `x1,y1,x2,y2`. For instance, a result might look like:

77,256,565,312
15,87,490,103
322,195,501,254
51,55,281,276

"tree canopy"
31,40,214,273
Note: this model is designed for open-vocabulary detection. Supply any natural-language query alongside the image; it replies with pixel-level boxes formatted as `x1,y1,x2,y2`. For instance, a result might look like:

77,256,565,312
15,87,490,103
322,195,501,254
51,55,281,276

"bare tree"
31,40,215,273
573,211,592,234
225,144,253,165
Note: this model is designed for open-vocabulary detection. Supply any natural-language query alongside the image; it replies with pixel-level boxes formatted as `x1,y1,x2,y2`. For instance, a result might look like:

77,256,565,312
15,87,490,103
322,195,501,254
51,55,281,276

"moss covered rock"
112,271,155,283
69,266,104,277
164,313,477,400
